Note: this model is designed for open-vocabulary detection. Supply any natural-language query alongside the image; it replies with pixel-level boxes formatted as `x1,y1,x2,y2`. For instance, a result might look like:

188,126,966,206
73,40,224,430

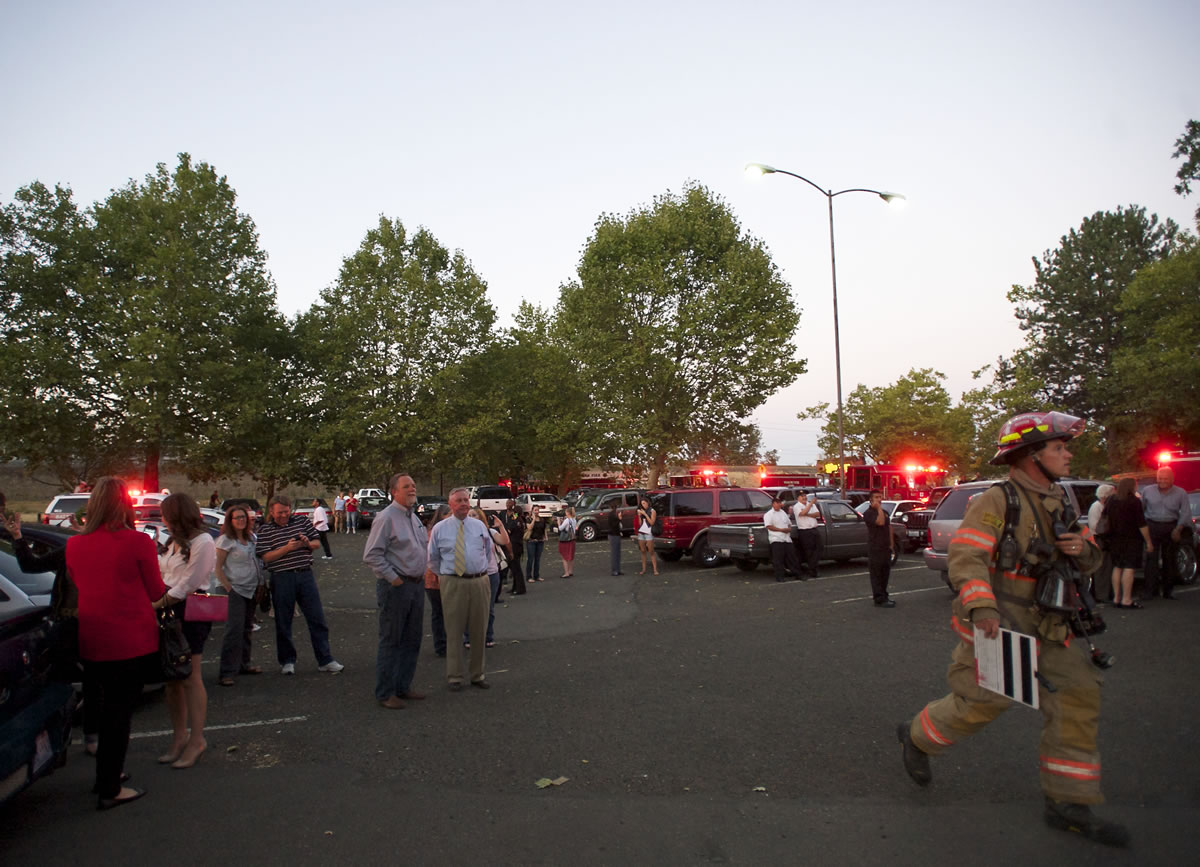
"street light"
745,162,905,498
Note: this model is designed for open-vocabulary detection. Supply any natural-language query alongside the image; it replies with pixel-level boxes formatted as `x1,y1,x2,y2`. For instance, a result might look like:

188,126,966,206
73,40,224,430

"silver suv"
923,479,1104,587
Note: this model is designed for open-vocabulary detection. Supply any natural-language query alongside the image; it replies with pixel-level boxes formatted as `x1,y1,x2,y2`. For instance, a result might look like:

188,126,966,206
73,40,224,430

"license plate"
33,731,52,773
718,549,730,557
908,530,923,537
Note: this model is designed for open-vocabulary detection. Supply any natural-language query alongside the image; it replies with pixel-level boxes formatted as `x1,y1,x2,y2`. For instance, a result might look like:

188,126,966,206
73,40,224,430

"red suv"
648,487,775,567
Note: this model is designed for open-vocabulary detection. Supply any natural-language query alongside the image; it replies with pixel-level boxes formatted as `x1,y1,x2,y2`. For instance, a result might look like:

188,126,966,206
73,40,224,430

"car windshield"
576,494,602,511
934,487,987,521
49,496,90,513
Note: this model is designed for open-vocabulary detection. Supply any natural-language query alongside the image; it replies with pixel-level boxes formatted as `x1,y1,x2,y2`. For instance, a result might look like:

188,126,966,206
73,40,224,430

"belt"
1148,519,1179,526
394,574,423,583
442,572,486,579
272,568,311,575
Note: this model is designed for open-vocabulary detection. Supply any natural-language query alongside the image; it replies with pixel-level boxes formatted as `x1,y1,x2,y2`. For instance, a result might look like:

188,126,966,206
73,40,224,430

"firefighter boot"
896,723,931,787
1043,798,1130,847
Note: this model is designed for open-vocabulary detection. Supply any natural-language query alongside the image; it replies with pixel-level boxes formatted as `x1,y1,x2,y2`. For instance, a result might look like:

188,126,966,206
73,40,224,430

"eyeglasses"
232,515,248,520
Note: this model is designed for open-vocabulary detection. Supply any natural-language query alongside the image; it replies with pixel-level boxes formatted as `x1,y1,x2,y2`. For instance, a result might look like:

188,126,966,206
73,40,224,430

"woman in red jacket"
67,476,166,810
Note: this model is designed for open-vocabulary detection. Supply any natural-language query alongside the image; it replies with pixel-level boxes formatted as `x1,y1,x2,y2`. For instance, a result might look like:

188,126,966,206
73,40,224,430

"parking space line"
131,715,308,739
832,585,949,605
765,564,929,585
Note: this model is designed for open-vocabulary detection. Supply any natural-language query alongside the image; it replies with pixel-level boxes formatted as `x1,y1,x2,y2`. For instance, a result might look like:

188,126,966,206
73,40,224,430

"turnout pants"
909,632,1104,804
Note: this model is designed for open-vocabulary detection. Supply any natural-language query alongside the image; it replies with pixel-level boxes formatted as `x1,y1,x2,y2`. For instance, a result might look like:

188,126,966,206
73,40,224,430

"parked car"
416,496,447,525
40,493,91,527
573,489,644,541
357,496,391,529
924,478,1105,588
646,487,777,567
293,498,330,521
471,485,514,514
0,528,78,805
220,498,264,520
198,508,226,529
514,492,567,519
0,524,76,607
708,499,871,572
356,488,388,500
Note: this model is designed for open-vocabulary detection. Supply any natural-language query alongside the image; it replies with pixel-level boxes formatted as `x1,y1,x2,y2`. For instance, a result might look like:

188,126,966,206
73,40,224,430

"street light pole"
744,163,904,499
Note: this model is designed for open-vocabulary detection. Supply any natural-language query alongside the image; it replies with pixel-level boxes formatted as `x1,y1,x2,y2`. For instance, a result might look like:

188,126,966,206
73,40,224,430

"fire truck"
666,467,731,488
843,462,948,501
1155,451,1200,491
757,467,820,488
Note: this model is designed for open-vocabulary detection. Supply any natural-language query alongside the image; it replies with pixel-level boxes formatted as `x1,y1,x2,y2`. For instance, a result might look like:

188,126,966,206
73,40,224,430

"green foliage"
556,183,805,485
1113,238,1200,451
0,156,284,491
1173,118,1200,226
296,217,496,486
800,368,973,473
1004,205,1178,468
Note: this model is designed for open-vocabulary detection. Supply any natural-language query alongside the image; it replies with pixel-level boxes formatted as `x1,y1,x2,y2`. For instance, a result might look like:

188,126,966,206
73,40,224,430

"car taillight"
42,515,50,524
746,528,755,546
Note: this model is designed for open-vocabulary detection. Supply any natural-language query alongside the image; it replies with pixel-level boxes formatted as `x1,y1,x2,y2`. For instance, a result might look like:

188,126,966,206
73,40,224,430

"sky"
2,1,1197,465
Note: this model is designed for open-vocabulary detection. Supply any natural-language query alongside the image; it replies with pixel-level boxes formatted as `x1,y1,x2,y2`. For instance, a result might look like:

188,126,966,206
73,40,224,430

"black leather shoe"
1044,798,1130,847
470,680,491,689
448,682,463,692
97,787,146,811
896,723,932,786
92,772,130,794
876,599,897,608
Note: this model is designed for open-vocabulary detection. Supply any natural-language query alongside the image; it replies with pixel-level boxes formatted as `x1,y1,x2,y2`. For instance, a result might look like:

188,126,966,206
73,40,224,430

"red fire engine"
666,467,731,488
843,462,948,501
1154,451,1200,491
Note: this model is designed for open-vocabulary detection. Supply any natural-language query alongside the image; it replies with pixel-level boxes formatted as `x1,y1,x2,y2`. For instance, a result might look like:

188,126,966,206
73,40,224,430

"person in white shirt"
792,493,823,579
312,499,333,559
764,496,800,582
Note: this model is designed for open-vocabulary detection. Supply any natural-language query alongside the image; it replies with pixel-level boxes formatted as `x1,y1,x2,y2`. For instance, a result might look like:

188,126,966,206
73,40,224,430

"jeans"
347,512,358,533
270,568,334,666
609,533,622,574
375,579,424,700
219,590,257,678
526,540,544,579
84,654,151,799
426,587,446,655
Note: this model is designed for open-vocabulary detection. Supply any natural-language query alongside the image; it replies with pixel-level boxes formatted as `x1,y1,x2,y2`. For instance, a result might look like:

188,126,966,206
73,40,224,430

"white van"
469,485,513,514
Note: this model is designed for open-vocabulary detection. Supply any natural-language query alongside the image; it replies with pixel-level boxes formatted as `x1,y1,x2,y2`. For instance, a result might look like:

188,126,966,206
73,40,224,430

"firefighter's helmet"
989,411,1085,466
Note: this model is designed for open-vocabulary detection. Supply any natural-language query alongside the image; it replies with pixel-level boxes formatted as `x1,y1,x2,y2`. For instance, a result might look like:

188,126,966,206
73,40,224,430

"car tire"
733,558,759,572
578,522,598,543
692,536,721,568
1176,542,1197,585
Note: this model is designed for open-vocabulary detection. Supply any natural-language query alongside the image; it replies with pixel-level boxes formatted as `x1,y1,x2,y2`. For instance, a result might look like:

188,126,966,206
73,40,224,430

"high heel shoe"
157,748,185,765
171,741,206,769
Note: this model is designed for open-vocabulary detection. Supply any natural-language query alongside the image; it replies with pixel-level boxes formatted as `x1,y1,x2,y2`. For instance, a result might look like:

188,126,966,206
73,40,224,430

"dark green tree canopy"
556,182,805,484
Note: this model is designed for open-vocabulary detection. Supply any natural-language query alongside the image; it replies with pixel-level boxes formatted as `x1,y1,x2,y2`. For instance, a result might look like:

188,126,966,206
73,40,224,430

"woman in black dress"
1105,477,1152,609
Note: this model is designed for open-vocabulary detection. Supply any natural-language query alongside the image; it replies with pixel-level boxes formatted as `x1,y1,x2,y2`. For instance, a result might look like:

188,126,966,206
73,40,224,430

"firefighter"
896,411,1129,847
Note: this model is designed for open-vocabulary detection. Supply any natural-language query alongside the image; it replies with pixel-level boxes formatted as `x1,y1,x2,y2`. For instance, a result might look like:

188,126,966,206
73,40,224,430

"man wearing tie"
427,487,493,691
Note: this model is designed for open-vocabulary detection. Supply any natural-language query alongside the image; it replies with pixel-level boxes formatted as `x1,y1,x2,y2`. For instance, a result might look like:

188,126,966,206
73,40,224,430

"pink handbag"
184,592,229,622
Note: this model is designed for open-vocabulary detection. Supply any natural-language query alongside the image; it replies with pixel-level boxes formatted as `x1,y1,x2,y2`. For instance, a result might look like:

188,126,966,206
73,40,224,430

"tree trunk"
143,444,160,494
649,456,666,490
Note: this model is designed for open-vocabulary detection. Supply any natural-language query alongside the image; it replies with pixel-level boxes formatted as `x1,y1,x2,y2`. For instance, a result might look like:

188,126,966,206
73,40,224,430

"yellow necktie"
454,520,466,576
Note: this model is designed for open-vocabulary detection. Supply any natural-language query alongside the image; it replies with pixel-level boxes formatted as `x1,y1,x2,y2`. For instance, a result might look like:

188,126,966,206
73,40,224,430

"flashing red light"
702,469,714,476
1158,451,1174,465
904,464,916,472
128,488,142,499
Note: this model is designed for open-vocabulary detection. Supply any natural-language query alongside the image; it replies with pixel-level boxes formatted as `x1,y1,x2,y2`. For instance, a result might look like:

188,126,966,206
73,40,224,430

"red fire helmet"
989,411,1085,466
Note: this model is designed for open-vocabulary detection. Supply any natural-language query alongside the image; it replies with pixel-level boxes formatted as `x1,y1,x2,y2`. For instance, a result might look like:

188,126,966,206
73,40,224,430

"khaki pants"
910,632,1104,804
440,574,490,684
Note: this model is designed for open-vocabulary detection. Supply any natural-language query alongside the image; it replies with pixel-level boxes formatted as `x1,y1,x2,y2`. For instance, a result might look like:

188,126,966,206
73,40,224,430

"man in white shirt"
792,493,823,579
764,496,800,582
312,499,333,559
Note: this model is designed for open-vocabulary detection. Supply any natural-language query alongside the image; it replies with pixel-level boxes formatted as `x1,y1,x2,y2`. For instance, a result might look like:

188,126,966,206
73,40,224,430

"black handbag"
155,607,193,681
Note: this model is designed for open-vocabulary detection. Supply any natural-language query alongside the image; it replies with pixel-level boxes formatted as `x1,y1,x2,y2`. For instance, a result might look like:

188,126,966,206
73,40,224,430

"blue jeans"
609,533,622,574
426,587,446,655
526,540,544,579
270,568,333,667
375,579,424,700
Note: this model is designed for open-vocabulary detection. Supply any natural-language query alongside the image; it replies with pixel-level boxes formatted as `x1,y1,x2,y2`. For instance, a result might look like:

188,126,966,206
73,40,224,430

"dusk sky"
3,1,1196,464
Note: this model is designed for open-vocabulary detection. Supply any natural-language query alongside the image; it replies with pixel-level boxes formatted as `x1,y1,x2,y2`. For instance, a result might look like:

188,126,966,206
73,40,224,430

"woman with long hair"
467,507,510,649
526,505,547,582
424,504,452,657
66,476,165,809
153,493,216,769
636,497,659,576
215,505,262,686
554,506,578,578
1106,477,1152,609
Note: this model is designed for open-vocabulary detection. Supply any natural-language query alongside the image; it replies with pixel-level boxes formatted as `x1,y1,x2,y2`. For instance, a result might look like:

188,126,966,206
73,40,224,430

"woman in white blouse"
152,494,216,769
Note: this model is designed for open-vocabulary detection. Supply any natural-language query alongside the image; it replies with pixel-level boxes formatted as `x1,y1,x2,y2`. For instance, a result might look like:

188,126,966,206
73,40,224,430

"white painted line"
765,564,929,585
832,585,948,605
131,715,308,739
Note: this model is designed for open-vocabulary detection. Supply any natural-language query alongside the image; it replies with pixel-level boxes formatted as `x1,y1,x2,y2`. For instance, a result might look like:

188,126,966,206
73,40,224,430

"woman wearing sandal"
67,476,165,810
153,494,215,769
636,497,659,576
1106,477,1153,609
216,504,263,686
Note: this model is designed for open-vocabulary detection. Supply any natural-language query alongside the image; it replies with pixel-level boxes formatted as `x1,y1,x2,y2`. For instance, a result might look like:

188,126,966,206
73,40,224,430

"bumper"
923,547,947,573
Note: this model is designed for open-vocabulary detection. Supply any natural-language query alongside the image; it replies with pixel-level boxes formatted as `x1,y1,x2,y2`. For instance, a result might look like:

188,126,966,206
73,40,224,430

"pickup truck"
707,500,872,572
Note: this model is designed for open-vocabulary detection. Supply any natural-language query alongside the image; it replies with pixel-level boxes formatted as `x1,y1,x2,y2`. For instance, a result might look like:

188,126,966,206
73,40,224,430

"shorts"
636,530,653,541
169,599,212,656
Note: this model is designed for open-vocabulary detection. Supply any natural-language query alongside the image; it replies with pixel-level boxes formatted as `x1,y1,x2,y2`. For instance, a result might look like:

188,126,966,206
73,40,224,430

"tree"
295,217,496,487
0,182,137,489
556,183,805,486
799,368,973,472
1005,206,1179,467
1173,118,1200,225
0,156,284,491
1113,238,1200,452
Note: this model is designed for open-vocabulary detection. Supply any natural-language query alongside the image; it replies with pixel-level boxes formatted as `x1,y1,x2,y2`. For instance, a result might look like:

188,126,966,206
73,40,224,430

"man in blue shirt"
427,487,493,690
363,473,430,709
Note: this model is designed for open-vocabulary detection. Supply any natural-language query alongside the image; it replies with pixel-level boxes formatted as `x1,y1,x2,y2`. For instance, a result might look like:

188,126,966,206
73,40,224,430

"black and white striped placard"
974,626,1039,709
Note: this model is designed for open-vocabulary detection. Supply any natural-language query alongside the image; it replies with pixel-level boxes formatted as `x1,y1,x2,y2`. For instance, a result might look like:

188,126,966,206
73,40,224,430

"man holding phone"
256,495,344,676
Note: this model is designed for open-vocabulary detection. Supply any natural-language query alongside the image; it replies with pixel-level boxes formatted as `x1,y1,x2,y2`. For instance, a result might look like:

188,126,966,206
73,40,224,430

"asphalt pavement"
2,531,1197,865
